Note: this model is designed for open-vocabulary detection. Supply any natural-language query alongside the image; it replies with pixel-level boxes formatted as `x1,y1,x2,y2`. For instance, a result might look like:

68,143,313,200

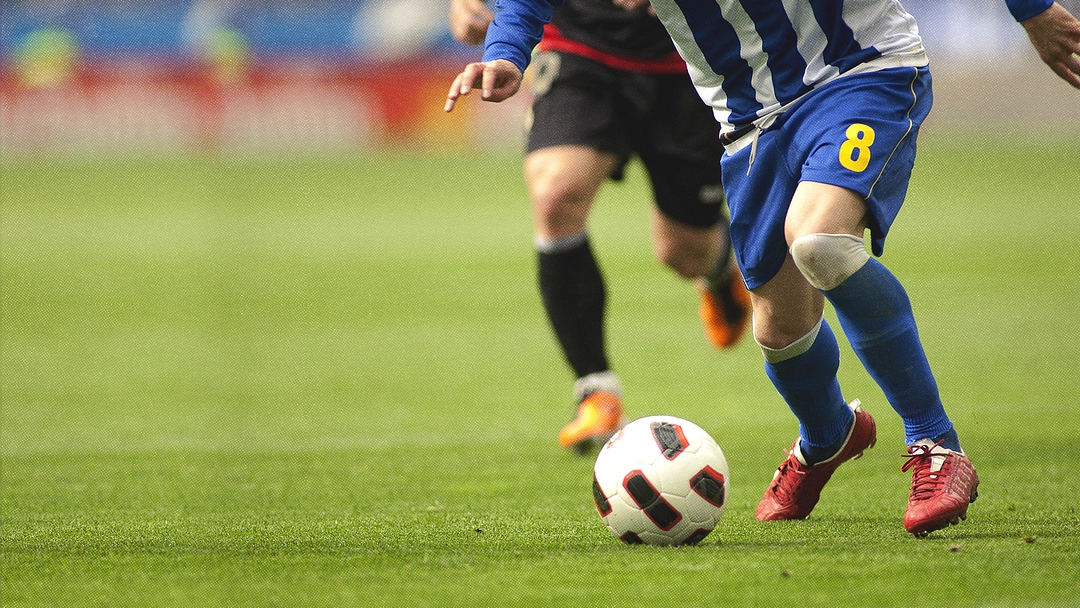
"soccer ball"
592,415,729,545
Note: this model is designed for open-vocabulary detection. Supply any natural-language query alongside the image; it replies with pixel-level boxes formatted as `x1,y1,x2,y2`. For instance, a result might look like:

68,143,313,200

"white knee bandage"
790,233,870,291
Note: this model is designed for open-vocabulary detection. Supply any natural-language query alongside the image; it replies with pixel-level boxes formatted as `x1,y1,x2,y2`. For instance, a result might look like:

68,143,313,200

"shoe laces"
769,449,810,501
902,440,950,501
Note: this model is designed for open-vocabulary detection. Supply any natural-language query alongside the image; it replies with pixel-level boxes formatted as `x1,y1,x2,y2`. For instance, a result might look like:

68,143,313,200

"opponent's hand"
449,0,494,46
445,60,524,112
1021,2,1080,89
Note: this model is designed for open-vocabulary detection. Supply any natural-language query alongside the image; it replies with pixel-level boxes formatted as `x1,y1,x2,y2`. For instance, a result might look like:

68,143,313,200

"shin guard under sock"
824,258,957,446
762,318,852,459
537,236,609,378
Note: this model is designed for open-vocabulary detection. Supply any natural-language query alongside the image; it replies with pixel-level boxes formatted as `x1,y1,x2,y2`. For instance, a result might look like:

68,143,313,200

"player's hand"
1021,2,1080,89
444,60,524,112
449,0,494,46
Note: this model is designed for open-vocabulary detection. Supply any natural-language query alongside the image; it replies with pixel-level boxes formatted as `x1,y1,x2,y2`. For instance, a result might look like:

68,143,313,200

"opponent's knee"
790,233,869,291
526,167,594,235
653,240,710,279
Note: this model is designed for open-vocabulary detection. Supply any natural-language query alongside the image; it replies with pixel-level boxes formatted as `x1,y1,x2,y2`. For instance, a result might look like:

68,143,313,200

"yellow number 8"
839,123,875,173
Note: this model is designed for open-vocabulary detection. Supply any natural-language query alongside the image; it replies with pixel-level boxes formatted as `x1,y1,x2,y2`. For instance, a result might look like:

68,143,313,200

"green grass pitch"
2,135,1079,607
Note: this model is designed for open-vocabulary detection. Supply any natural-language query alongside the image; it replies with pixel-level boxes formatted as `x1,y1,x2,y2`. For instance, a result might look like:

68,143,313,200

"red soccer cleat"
902,440,979,537
756,400,877,521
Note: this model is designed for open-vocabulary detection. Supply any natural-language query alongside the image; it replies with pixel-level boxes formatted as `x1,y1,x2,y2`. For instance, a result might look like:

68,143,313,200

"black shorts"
526,51,725,229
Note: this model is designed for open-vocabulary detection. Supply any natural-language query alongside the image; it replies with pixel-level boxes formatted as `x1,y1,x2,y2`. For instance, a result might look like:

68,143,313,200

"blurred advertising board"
2,0,1075,155
1,0,525,154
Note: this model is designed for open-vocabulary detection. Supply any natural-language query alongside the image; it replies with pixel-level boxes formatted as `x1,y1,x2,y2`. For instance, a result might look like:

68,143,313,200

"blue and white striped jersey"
647,0,927,133
481,0,1052,134
483,0,929,133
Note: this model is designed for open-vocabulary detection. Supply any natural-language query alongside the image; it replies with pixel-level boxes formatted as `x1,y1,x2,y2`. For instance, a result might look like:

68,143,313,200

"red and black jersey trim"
538,24,687,75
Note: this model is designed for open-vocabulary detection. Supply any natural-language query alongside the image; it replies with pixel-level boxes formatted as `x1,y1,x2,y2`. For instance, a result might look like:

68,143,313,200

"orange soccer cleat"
698,262,751,349
558,390,626,454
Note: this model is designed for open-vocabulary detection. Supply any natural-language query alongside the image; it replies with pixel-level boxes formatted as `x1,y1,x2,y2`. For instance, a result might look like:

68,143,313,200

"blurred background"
1,0,1078,156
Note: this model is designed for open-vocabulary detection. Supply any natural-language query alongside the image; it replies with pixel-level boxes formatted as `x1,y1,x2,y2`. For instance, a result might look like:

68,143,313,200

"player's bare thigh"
524,145,620,239
784,180,869,244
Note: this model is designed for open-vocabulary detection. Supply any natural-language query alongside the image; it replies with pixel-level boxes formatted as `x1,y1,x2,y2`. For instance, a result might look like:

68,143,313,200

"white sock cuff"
536,231,588,254
757,317,824,364
573,371,622,401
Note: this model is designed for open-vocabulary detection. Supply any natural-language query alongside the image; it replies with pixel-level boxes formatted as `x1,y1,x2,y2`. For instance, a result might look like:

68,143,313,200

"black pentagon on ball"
623,470,682,531
650,421,689,460
690,465,726,507
681,528,712,546
592,474,612,516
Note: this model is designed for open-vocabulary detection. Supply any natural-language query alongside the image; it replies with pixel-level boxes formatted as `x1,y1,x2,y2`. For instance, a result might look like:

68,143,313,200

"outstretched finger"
445,63,484,112
444,72,466,112
481,63,499,99
1053,54,1080,89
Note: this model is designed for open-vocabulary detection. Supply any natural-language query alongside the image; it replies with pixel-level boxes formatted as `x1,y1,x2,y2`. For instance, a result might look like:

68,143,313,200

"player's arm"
444,0,562,112
1008,0,1080,89
449,0,493,46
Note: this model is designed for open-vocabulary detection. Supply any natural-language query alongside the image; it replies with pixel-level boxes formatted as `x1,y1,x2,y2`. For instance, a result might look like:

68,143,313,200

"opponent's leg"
528,145,617,379
650,206,721,280
649,209,749,349
526,145,627,451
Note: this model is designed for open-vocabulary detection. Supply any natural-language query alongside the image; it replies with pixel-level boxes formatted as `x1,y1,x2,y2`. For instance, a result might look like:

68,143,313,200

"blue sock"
764,319,852,462
824,258,959,448
932,427,962,452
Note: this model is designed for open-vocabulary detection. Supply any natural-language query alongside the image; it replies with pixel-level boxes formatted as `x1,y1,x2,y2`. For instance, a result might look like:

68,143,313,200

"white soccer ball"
592,415,729,545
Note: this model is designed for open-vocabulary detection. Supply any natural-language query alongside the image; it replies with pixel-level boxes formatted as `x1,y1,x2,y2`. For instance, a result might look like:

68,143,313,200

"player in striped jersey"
449,0,751,455
445,1,1080,536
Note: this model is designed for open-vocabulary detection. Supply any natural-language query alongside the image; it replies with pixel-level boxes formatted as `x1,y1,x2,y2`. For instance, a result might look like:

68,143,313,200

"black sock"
537,238,609,378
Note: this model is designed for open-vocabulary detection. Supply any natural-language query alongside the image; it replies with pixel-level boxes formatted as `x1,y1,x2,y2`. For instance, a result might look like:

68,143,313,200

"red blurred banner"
0,56,516,154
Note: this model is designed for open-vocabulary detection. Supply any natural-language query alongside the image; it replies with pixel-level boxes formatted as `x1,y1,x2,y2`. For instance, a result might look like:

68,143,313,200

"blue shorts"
721,66,933,289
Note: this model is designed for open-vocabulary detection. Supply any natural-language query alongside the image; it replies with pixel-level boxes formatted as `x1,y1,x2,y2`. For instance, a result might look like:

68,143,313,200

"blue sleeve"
480,0,563,72
1004,0,1054,22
